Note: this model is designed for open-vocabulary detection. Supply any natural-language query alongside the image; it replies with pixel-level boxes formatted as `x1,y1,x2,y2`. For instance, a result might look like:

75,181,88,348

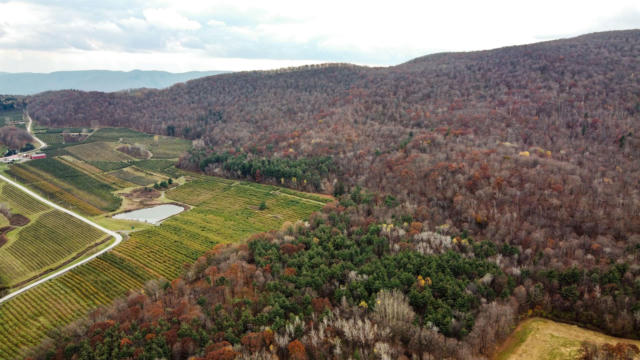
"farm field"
83,127,191,159
114,176,329,279
109,166,163,186
65,141,133,162
0,172,329,358
6,157,122,215
0,181,110,289
494,317,640,360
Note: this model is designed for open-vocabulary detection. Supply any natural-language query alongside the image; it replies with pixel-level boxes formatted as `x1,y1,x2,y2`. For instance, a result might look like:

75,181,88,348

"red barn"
30,153,46,160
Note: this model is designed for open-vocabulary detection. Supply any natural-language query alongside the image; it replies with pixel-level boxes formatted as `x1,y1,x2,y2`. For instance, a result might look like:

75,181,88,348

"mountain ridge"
0,70,228,95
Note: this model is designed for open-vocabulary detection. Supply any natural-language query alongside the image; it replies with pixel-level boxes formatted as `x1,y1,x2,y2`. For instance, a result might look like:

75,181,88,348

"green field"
0,173,329,358
0,182,109,288
7,158,122,214
109,166,164,186
66,141,133,162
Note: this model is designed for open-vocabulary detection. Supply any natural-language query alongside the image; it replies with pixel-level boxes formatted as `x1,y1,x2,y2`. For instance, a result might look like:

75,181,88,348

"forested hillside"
25,30,640,359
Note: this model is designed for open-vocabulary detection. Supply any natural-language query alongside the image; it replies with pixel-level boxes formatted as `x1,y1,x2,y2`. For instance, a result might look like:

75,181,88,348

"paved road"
0,115,122,304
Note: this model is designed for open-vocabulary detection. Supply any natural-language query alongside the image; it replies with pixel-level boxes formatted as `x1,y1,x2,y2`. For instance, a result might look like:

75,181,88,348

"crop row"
0,175,325,358
55,156,132,190
22,158,121,211
6,165,103,216
0,182,49,215
65,141,133,162
0,209,107,286
0,252,153,358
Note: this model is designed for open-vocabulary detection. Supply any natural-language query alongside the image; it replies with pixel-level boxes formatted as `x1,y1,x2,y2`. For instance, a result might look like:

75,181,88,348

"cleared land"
7,158,121,215
66,141,133,162
0,173,329,358
494,317,640,360
0,181,108,288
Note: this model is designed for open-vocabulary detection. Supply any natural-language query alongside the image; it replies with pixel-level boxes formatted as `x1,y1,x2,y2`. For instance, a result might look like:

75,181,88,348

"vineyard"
0,174,329,358
7,158,121,214
109,166,164,186
114,176,327,280
0,253,154,359
65,141,133,162
0,181,110,288
0,210,109,286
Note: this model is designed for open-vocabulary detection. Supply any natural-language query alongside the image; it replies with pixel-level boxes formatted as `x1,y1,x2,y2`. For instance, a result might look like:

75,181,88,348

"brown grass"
493,317,640,360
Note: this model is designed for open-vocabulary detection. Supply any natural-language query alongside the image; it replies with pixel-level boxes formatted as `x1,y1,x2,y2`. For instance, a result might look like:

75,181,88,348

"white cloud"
207,19,226,27
0,0,639,72
143,8,201,31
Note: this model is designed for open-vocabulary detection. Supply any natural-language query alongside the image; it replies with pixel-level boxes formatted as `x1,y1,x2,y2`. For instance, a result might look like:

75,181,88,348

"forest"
21,30,640,358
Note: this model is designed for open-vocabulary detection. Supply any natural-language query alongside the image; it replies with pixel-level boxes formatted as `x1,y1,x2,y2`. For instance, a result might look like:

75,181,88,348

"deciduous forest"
23,30,640,359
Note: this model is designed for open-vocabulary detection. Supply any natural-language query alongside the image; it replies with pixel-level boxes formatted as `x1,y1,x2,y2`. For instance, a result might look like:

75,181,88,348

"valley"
0,119,329,358
0,29,638,359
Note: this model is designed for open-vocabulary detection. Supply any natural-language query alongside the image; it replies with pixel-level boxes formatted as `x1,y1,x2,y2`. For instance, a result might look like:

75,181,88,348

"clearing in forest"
494,317,640,360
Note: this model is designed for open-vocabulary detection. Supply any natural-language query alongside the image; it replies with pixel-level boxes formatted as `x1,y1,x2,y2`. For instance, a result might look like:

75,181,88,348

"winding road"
0,114,122,304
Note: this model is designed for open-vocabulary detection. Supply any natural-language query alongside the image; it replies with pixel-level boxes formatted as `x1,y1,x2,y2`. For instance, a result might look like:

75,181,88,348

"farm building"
30,153,46,160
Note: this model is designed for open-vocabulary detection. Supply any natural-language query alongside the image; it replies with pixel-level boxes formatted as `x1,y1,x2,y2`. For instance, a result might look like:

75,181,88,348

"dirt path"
25,113,47,150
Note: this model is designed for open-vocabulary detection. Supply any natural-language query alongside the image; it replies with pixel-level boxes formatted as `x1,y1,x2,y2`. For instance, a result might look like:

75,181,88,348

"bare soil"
9,214,29,227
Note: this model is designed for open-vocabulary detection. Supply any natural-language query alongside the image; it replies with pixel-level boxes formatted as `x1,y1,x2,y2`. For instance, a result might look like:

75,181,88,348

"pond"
113,204,185,225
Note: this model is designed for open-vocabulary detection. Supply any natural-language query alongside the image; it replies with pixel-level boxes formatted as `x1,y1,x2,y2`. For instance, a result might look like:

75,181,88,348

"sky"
0,0,639,73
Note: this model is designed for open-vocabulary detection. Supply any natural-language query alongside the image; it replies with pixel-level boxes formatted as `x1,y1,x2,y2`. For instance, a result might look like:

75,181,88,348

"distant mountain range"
0,70,227,95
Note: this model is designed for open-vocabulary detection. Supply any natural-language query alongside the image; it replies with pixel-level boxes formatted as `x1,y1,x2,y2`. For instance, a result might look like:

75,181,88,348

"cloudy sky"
0,0,638,73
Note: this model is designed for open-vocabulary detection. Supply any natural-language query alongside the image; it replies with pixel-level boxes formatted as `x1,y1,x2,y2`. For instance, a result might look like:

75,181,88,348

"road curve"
25,113,47,150
0,115,121,304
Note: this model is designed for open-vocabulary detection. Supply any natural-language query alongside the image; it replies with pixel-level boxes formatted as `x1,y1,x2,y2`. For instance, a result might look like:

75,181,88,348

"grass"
493,317,640,360
134,159,177,174
0,174,329,358
109,166,164,186
86,128,152,143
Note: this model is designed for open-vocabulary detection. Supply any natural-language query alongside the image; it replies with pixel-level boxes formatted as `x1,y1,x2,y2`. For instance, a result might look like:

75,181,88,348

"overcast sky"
0,0,638,73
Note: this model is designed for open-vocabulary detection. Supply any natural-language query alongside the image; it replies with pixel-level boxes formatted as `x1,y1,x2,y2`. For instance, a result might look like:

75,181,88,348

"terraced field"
0,174,330,358
0,182,109,288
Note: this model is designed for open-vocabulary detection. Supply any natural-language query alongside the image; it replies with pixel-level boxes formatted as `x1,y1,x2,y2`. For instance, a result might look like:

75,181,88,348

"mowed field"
0,181,109,288
494,317,640,360
0,174,329,358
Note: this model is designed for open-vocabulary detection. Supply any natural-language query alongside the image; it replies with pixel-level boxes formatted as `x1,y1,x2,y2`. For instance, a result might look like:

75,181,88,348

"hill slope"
24,29,640,352
0,70,227,95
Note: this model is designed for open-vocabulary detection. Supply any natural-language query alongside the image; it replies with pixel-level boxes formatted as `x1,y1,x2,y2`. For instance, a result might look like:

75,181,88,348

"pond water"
113,204,185,224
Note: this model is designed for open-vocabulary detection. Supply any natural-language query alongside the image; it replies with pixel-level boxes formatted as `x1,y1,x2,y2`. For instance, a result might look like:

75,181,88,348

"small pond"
113,204,185,225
